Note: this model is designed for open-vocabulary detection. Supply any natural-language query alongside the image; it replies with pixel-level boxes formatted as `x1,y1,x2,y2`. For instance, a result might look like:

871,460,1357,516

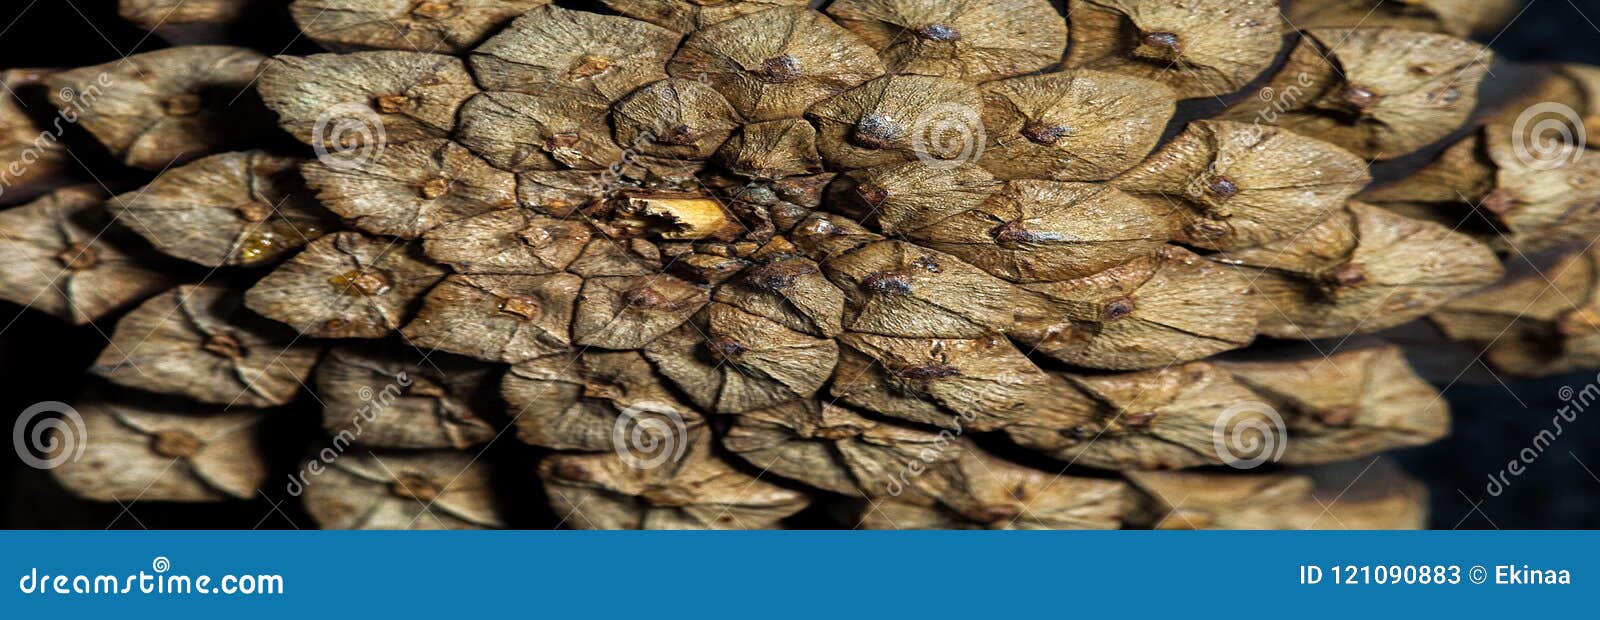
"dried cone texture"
669,7,883,122
301,451,504,529
257,51,479,147
1111,120,1371,251
1363,122,1600,254
604,0,809,33
302,139,516,239
120,0,255,44
470,6,678,102
1432,247,1600,377
316,343,499,449
290,0,551,53
1003,361,1278,470
540,432,810,529
1224,28,1490,160
1212,202,1503,339
723,400,958,500
1128,460,1428,529
113,150,332,267
977,70,1174,182
502,350,705,452
1010,246,1258,370
0,187,169,324
1064,0,1281,99
0,70,70,202
51,388,267,502
120,0,253,29
1215,344,1450,465
825,0,1065,82
856,447,1137,530
45,46,268,170
91,285,321,408
7,0,1580,530
1478,65,1600,163
245,232,446,338
831,333,1094,432
1283,0,1520,38
1542,65,1600,144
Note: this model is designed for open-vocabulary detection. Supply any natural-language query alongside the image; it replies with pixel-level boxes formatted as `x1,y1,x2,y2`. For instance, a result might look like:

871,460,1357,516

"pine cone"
0,0,1574,530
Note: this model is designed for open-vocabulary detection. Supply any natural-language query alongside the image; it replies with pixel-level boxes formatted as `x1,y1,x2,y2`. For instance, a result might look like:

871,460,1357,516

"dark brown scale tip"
411,1,456,20
743,261,810,291
705,336,747,362
1182,220,1230,242
1206,176,1239,200
754,55,802,83
516,225,552,247
855,182,890,207
390,474,442,502
1122,411,1158,429
202,333,246,359
991,221,1063,248
1322,263,1367,289
658,125,705,146
1021,121,1070,146
234,201,274,222
406,376,446,398
1338,85,1380,111
1480,188,1520,216
1057,427,1087,443
1100,296,1136,321
861,271,913,295
543,133,581,156
1137,31,1183,61
623,286,679,310
329,269,393,297
812,425,862,440
1556,307,1600,337
914,24,962,41
151,430,203,459
550,461,593,483
374,94,412,115
163,93,202,117
498,294,543,320
1316,405,1359,428
850,115,899,150
419,177,451,200
892,363,960,382
568,54,615,79
55,242,98,271
964,504,1021,527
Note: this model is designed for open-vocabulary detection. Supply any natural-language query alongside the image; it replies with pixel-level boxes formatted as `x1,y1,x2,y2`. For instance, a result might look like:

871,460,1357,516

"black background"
2,0,1599,529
